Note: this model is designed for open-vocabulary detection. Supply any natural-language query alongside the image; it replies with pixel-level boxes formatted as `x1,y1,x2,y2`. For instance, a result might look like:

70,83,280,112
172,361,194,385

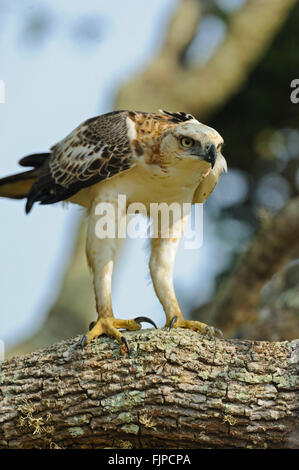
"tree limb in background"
1,329,298,449
243,258,299,341
205,197,299,336
159,0,202,64
116,0,297,116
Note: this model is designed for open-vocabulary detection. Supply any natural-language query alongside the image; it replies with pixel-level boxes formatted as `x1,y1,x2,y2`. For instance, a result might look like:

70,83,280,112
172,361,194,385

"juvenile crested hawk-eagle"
0,110,227,352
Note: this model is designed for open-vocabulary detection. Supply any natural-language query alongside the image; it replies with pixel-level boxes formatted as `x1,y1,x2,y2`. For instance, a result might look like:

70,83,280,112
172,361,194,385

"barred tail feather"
0,152,50,205
0,170,38,200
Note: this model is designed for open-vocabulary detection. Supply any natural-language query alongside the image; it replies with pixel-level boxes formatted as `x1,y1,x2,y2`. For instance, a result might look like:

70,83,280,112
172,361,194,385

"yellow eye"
217,142,223,152
180,137,194,148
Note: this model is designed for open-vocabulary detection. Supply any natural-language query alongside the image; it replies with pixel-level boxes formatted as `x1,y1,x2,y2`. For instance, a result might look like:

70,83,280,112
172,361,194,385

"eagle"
0,110,227,353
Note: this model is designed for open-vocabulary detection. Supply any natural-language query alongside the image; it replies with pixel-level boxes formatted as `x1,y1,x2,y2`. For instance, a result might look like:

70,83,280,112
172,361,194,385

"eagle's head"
126,110,226,178
159,115,224,170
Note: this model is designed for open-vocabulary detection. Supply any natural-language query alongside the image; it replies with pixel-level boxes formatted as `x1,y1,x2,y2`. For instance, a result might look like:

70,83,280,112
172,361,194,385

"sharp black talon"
78,335,87,349
121,336,130,355
134,316,157,329
168,316,178,331
89,321,96,331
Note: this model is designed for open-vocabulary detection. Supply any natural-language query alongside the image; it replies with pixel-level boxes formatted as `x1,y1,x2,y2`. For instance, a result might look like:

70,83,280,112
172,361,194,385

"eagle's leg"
81,196,155,351
149,212,222,338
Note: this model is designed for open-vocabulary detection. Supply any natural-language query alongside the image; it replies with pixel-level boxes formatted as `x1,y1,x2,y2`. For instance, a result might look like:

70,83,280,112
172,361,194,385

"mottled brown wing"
25,111,135,212
49,110,134,188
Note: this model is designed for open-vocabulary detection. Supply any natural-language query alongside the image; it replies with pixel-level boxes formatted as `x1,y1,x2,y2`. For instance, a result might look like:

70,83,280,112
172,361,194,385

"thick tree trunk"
1,329,298,449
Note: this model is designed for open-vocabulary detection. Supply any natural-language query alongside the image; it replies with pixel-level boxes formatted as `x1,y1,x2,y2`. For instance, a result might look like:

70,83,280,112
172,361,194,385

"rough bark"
1,329,298,449
205,197,299,336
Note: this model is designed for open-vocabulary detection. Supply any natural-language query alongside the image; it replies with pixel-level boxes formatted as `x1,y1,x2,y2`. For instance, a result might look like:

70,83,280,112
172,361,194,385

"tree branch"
159,0,202,64
116,0,297,116
205,197,299,336
1,329,298,449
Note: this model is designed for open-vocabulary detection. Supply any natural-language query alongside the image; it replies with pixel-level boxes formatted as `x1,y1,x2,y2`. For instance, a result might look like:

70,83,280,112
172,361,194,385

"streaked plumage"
0,110,227,351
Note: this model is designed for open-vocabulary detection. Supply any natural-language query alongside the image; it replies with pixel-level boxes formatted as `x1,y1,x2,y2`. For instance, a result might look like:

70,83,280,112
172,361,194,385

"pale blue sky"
0,0,230,349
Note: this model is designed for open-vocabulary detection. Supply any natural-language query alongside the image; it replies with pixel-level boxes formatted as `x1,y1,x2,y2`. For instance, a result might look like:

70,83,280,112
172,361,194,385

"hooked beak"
204,143,216,168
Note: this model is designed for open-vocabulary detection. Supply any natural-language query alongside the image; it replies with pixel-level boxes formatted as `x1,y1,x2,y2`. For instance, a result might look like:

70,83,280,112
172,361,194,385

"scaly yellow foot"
79,316,157,354
166,315,223,339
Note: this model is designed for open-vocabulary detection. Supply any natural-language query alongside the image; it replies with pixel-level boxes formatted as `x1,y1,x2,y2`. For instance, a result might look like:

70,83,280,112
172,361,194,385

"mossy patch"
101,390,145,413
120,423,139,435
68,426,85,437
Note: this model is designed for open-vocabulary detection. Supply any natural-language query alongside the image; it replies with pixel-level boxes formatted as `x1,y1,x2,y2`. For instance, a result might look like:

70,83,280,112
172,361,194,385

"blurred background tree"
4,0,299,357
